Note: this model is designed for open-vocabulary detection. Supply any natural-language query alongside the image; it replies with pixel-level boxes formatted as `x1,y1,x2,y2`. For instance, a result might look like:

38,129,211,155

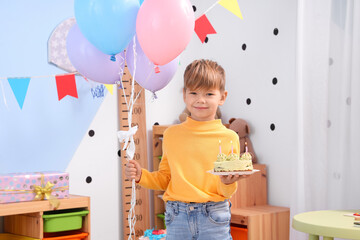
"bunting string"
0,72,78,80
0,79,8,108
201,0,221,17
195,0,243,43
0,71,114,110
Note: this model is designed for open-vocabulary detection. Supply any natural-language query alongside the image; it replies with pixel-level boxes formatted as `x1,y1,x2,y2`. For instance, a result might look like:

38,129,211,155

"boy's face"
183,88,227,121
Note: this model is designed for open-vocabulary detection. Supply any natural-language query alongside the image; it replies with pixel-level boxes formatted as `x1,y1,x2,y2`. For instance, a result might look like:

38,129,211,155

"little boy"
125,59,242,239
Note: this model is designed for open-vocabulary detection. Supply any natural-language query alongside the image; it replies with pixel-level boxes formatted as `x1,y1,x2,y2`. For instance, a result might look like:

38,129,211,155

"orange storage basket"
230,225,248,240
42,232,88,240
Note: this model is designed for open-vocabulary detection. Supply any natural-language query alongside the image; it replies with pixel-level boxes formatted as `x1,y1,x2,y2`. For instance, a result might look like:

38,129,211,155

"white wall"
66,87,121,240
145,0,297,208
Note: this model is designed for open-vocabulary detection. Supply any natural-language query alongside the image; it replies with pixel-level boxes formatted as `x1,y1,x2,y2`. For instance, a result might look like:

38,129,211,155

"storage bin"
43,232,88,240
0,233,40,240
230,225,248,240
43,209,89,233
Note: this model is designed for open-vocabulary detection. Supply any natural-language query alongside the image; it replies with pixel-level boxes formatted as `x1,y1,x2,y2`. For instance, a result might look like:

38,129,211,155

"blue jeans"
165,200,233,240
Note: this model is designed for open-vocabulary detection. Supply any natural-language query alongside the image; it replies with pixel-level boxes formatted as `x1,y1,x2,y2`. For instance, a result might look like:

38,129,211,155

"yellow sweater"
139,117,240,203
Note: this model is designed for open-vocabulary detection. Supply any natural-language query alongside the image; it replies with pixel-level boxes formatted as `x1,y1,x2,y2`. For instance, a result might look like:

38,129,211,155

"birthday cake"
213,141,253,172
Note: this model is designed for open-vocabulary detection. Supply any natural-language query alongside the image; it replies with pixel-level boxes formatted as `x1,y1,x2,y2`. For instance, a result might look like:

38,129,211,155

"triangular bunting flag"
104,84,114,95
7,77,31,109
219,0,243,19
195,14,217,43
55,74,78,101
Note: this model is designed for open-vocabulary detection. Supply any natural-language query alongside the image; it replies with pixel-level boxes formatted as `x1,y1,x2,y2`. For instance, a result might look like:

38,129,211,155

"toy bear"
228,118,257,163
179,107,222,123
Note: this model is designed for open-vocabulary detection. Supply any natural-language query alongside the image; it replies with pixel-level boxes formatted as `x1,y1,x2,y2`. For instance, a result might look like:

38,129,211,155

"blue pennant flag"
7,77,31,109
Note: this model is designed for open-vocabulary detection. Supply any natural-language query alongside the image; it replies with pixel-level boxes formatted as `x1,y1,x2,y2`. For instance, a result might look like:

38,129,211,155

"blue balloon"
74,0,139,55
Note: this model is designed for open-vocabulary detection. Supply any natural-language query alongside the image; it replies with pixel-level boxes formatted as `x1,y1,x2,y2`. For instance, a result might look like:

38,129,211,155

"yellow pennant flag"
104,84,114,95
218,0,243,19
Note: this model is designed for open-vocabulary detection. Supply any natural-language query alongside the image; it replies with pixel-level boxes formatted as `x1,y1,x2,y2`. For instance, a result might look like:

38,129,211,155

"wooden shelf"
0,194,90,240
231,205,290,240
152,125,169,229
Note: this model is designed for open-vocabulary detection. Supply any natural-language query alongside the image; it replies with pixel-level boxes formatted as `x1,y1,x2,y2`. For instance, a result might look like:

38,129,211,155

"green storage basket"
43,209,89,233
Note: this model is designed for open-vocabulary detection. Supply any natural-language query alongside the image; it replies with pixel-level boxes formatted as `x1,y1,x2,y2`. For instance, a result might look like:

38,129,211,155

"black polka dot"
88,130,95,137
270,123,276,131
192,5,196,12
154,122,160,126
205,37,209,43
327,120,331,128
118,150,121,157
273,28,279,35
242,44,247,51
346,97,351,105
246,98,251,105
329,58,334,65
86,176,92,184
272,77,278,85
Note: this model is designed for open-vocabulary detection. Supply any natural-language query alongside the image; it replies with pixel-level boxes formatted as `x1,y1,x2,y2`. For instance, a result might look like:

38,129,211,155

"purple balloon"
66,24,125,84
126,36,179,93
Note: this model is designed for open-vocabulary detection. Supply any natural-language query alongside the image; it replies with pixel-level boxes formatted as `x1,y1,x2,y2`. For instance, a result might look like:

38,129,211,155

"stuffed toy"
228,118,257,163
179,107,222,123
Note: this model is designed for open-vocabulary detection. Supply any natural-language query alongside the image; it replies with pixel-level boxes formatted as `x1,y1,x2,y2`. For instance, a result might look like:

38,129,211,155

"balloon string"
127,35,138,240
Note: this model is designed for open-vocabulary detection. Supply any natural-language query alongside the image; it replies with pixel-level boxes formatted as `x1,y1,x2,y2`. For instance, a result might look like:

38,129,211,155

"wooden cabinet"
0,195,90,240
152,125,169,229
152,125,290,239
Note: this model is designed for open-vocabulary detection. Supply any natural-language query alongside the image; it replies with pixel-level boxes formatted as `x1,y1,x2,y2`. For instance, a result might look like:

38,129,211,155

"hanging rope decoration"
117,36,142,240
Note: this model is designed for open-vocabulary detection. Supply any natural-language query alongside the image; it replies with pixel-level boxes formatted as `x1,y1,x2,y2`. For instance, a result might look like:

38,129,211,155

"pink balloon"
136,0,195,66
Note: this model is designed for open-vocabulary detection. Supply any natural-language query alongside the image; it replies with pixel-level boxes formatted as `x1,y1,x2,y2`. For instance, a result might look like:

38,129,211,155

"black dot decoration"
88,130,95,137
192,5,196,12
329,58,333,65
86,176,92,184
327,120,331,128
270,123,276,131
272,77,278,85
273,28,279,35
346,97,351,105
246,98,251,105
118,150,121,157
205,37,209,43
242,44,247,51
154,122,160,126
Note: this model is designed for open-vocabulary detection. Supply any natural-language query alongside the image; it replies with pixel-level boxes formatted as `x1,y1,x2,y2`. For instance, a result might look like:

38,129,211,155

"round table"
293,210,360,240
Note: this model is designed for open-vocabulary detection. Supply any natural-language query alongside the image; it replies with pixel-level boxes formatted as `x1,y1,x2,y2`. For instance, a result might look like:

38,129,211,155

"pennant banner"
104,84,114,95
219,0,243,19
55,74,78,101
8,77,31,109
195,14,217,43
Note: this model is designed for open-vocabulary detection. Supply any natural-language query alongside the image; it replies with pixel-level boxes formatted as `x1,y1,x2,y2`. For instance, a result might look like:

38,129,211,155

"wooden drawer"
231,205,290,240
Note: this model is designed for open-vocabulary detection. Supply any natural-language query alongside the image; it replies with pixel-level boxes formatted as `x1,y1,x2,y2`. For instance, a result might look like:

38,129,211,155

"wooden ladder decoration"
118,64,149,239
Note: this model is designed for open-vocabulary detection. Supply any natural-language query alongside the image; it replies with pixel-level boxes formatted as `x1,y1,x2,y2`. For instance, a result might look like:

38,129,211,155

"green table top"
293,210,360,239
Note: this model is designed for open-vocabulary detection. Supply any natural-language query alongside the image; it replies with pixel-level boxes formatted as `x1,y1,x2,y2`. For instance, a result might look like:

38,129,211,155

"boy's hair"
183,59,225,92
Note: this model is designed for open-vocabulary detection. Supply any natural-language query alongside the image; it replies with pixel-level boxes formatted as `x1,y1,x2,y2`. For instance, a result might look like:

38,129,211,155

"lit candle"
219,140,222,154
231,140,233,154
245,141,248,152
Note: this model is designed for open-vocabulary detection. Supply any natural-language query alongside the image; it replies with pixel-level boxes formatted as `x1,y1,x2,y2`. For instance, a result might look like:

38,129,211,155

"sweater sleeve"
138,137,171,190
217,181,237,198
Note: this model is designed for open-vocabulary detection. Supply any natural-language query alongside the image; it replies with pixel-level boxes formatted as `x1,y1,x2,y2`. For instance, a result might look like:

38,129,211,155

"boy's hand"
220,174,248,185
125,159,142,182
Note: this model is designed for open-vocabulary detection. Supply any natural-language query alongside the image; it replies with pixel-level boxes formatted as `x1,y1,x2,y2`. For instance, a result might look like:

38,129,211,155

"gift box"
0,171,69,204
